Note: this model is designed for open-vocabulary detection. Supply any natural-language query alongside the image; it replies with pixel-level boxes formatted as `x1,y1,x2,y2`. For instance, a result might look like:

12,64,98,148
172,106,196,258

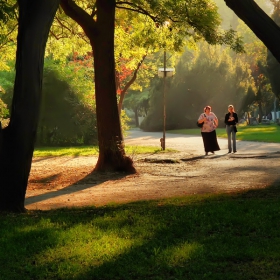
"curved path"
125,128,280,155
25,129,280,210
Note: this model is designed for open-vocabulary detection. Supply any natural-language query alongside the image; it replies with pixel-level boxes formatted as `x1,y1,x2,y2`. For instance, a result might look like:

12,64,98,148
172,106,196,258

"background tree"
123,89,150,126
38,59,98,146
223,0,280,63
0,0,17,70
241,86,258,122
114,9,183,115
141,43,253,131
60,0,243,173
252,66,274,121
1,58,98,146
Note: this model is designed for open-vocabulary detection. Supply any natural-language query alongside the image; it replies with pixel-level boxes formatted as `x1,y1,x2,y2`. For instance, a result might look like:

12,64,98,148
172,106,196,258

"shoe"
205,152,208,156
228,150,232,153
210,151,215,154
233,151,237,153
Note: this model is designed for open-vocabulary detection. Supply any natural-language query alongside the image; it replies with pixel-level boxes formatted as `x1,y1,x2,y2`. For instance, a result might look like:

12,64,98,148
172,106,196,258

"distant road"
124,128,280,155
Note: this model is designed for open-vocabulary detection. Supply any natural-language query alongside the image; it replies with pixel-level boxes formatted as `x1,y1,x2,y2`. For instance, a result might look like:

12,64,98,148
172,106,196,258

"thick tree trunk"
0,0,59,212
93,0,135,173
224,0,280,63
267,5,280,100
60,0,136,173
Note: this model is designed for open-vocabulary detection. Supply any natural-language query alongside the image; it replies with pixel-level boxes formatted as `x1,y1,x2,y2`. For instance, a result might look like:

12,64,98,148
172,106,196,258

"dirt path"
25,131,280,210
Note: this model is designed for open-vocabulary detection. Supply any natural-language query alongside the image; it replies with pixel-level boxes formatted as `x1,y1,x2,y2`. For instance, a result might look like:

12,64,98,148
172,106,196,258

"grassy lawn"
168,124,280,143
33,125,280,157
1,188,280,279
33,145,176,157
2,127,280,279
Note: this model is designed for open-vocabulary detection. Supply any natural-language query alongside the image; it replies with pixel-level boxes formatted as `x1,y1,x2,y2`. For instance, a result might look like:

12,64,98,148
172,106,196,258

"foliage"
0,1,17,71
233,14,275,118
120,109,131,136
56,0,244,131
0,98,9,122
214,0,276,117
0,0,16,24
38,59,97,146
141,43,253,131
1,189,280,279
116,0,244,52
124,90,150,117
0,68,13,125
46,6,91,61
0,58,98,146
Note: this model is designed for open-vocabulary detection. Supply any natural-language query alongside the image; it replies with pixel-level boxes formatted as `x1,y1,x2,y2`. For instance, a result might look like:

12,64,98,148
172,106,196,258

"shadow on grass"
3,185,280,279
25,170,128,206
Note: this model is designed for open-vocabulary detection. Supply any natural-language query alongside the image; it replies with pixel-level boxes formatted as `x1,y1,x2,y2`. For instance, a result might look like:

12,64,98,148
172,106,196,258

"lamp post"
158,53,174,150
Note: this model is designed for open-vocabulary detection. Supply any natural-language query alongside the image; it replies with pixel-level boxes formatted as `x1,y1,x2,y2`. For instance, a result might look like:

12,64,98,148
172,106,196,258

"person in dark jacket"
224,105,239,153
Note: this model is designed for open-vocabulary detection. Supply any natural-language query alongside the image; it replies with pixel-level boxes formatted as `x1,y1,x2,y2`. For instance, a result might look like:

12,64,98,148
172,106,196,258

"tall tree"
267,1,280,99
60,0,242,173
0,0,60,212
224,0,280,63
60,0,135,173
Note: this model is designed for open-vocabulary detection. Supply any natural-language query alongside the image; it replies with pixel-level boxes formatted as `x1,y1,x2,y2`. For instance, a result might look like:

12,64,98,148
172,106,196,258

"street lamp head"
158,68,175,78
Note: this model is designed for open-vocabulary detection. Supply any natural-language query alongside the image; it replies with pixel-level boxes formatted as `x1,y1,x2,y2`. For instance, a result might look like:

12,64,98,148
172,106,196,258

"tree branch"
116,1,160,22
224,0,280,63
60,0,97,38
118,54,147,114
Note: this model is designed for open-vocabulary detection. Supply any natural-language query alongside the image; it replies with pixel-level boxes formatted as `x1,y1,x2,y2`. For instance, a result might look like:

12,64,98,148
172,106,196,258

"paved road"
125,128,280,155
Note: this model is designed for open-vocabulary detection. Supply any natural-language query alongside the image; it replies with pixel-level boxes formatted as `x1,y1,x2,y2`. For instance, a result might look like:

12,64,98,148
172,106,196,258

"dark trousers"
201,130,220,152
226,125,236,152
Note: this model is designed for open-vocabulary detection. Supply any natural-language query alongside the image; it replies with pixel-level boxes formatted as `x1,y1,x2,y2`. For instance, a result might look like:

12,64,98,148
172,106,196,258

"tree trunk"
60,0,136,173
267,5,280,100
134,108,139,127
93,0,135,173
258,102,263,123
224,0,280,63
0,0,59,212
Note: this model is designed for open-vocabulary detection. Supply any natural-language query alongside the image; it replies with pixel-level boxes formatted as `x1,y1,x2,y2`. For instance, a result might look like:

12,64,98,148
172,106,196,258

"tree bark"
61,0,136,173
224,0,280,63
93,0,135,172
266,4,280,100
0,0,59,212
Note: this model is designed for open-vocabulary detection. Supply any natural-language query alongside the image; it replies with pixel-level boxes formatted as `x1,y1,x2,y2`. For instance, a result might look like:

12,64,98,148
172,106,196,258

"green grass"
34,145,176,157
33,125,280,157
1,187,280,279
169,124,280,143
